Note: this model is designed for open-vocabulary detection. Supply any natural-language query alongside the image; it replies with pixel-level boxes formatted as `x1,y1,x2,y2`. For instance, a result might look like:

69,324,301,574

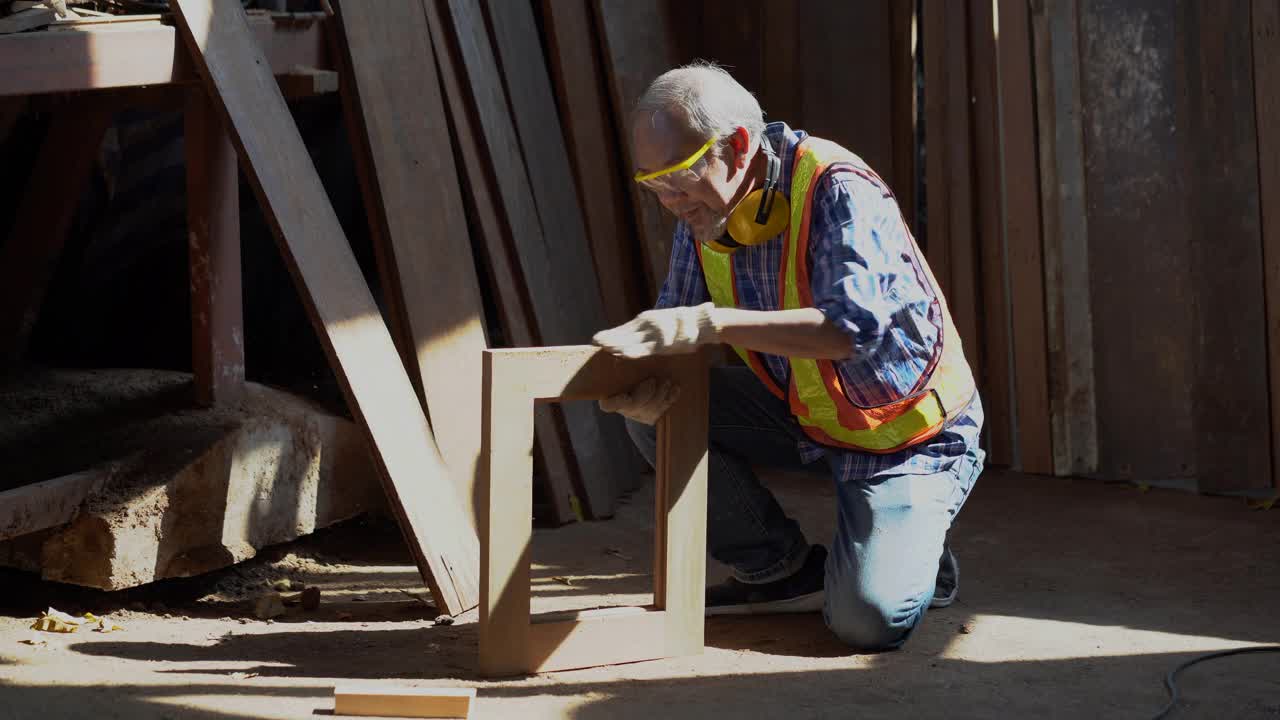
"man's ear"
729,126,751,169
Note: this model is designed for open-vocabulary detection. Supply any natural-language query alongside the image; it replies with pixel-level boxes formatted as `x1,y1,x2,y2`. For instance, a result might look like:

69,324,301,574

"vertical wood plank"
187,89,245,407
478,353,534,678
922,0,952,280
541,0,646,327
0,101,113,366
996,0,1054,474
1035,0,1097,477
332,0,492,529
1183,0,1270,492
944,0,983,386
422,0,579,524
969,0,1012,464
890,0,918,229
171,0,479,615
1254,0,1280,490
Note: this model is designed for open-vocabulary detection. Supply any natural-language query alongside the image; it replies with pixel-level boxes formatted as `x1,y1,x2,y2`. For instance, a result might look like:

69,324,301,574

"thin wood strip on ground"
332,0,490,530
170,0,479,615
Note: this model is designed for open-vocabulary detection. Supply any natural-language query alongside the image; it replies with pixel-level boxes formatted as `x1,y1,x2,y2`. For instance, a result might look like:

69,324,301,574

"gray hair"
633,61,766,156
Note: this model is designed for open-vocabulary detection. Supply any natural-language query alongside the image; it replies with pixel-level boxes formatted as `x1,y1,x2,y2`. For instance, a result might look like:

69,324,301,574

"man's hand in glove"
591,302,721,359
598,377,681,426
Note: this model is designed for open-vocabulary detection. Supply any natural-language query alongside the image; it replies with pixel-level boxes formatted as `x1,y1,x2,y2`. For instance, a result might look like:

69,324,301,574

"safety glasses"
633,137,718,194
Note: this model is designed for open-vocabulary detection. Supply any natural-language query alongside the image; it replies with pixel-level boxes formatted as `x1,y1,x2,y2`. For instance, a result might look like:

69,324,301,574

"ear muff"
707,136,790,253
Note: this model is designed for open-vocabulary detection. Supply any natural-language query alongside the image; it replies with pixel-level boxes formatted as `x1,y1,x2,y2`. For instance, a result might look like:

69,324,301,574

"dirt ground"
1,468,1277,719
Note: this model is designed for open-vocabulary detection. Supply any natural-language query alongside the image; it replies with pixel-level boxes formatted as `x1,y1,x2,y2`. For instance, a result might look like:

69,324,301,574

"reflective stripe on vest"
698,137,976,453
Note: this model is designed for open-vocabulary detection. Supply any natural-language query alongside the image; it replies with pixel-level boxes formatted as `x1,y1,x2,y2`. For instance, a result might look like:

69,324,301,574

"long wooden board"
170,0,478,615
968,0,1012,465
1034,0,1097,478
437,0,634,518
1254,0,1280,490
332,0,490,529
420,0,578,525
541,0,646,327
995,0,1053,474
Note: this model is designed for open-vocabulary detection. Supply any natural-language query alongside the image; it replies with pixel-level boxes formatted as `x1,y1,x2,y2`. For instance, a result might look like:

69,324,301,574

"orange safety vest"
697,137,976,454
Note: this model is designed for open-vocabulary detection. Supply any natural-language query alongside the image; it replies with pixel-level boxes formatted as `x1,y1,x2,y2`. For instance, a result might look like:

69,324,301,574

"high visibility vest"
697,137,976,454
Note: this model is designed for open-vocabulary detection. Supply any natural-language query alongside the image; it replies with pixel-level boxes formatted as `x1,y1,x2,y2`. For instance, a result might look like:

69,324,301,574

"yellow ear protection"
704,136,791,253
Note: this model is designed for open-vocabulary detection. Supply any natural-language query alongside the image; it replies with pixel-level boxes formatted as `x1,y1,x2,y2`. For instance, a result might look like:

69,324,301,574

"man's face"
632,112,746,244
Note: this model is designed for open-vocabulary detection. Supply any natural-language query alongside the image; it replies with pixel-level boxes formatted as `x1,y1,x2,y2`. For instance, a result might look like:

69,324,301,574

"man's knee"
823,580,924,651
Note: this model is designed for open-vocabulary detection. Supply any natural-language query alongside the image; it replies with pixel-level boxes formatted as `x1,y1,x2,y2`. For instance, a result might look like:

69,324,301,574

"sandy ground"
1,468,1278,719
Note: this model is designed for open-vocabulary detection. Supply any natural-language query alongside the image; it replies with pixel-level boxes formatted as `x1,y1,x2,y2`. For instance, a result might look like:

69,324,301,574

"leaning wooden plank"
332,0,490,531
1254,0,1280,490
186,88,245,407
0,99,113,366
421,0,578,524
541,0,646,327
170,0,478,615
0,7,55,34
942,0,983,393
967,0,1012,465
1032,0,1097,477
0,470,106,542
921,0,952,290
439,0,634,518
594,0,680,301
333,686,473,719
995,0,1053,474
889,0,917,229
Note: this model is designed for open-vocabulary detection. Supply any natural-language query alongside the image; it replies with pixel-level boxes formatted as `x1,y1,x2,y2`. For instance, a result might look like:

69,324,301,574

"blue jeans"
625,366,982,650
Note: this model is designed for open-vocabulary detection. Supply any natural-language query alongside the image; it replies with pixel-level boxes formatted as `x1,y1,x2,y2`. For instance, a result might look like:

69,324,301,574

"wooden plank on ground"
0,99,113,366
968,0,1012,465
995,0,1053,474
331,0,490,529
541,0,647,327
421,0,584,524
594,0,680,301
1183,0,1270,492
170,0,479,615
186,88,245,407
437,0,634,518
1254,0,1280,490
333,686,473,719
1035,0,1097,478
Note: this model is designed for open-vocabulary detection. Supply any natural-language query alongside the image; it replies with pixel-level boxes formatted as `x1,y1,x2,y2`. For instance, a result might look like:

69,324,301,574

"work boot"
705,545,827,616
930,545,959,609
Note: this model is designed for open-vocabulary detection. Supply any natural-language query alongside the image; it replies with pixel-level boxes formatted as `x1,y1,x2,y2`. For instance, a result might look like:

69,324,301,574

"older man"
591,63,984,650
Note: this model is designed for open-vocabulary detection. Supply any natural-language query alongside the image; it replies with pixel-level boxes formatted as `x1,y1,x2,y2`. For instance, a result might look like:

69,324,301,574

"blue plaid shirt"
656,122,984,481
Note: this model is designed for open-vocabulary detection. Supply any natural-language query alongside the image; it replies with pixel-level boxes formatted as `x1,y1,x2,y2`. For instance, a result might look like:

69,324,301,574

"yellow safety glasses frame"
633,137,718,193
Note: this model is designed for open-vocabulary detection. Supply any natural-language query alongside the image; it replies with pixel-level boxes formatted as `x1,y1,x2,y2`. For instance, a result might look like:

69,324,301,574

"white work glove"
591,302,721,359
598,377,681,426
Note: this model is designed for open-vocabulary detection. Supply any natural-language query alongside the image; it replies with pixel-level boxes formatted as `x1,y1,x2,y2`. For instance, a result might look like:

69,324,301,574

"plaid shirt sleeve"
807,168,940,406
654,221,710,309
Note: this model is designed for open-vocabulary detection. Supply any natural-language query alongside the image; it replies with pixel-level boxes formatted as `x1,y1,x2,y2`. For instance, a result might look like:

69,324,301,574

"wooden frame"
479,346,708,676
